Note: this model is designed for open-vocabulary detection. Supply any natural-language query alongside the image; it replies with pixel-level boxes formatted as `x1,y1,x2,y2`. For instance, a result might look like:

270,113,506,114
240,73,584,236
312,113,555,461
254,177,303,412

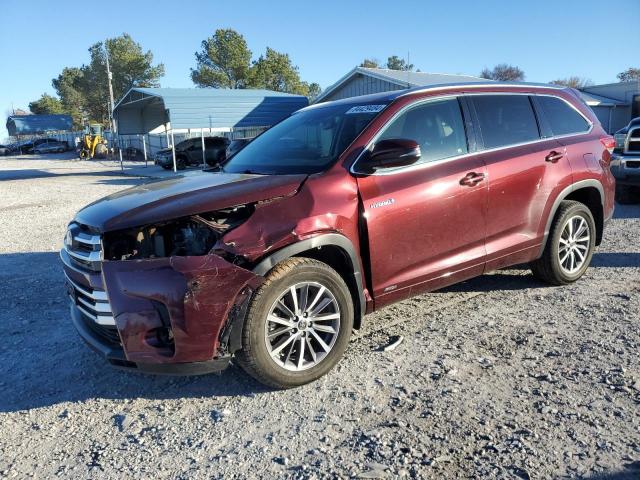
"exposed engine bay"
102,205,254,261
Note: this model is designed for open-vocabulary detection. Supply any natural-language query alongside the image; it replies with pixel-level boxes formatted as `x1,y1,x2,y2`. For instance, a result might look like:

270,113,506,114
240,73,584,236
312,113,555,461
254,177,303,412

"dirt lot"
1,154,639,479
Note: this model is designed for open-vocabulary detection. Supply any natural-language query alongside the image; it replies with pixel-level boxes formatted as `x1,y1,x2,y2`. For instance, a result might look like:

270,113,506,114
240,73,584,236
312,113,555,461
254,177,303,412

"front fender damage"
102,254,262,365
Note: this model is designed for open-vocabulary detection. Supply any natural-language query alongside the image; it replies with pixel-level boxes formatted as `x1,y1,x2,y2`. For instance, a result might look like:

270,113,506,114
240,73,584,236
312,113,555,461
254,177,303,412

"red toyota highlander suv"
61,83,615,388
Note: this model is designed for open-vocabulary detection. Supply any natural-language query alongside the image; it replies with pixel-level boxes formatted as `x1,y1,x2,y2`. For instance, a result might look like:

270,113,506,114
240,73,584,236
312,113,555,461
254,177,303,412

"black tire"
530,200,596,285
615,184,640,204
176,156,187,170
236,257,354,389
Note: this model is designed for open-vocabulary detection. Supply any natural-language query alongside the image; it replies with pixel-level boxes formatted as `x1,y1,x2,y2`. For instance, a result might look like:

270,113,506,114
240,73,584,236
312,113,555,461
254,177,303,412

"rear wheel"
236,257,354,388
530,200,596,285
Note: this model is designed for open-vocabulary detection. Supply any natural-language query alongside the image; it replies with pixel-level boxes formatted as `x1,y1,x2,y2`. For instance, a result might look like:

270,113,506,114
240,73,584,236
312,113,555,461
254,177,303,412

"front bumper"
611,154,640,186
62,249,262,375
68,301,231,374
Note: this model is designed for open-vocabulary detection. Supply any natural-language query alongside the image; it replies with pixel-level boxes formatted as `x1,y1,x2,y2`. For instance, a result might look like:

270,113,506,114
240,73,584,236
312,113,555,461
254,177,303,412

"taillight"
600,136,615,153
600,136,615,167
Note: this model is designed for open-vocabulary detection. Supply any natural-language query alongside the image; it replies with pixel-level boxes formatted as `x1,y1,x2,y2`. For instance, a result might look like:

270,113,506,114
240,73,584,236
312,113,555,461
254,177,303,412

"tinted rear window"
537,95,590,136
473,95,540,149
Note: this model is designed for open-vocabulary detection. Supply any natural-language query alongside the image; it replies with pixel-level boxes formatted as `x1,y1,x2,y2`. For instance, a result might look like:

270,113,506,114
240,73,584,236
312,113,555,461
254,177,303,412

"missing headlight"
103,205,254,261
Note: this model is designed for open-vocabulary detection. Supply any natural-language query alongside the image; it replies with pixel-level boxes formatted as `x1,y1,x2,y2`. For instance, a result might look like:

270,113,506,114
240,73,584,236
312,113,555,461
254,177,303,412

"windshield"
222,102,389,175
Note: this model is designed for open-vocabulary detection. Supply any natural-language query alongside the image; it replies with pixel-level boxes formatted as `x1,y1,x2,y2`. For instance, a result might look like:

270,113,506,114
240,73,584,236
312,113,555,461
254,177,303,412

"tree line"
26,28,640,128
477,63,640,88
29,34,164,128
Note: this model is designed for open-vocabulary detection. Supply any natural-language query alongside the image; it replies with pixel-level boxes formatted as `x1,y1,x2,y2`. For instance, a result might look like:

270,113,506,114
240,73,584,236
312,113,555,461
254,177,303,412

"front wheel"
236,257,354,388
530,200,596,285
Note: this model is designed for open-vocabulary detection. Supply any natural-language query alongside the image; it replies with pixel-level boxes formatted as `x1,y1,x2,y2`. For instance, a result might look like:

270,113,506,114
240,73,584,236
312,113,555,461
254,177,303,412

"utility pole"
105,41,116,149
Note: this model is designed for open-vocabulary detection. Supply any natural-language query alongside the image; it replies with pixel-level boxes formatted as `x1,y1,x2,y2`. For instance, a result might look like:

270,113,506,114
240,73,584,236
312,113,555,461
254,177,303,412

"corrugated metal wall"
321,74,406,102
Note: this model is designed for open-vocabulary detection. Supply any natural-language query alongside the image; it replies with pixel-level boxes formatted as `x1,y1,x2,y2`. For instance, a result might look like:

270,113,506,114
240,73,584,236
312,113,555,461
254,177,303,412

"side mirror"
359,138,421,172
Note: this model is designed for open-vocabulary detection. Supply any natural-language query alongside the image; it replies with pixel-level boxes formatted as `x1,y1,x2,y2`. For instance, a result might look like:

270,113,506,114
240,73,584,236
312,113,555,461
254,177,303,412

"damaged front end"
62,205,263,375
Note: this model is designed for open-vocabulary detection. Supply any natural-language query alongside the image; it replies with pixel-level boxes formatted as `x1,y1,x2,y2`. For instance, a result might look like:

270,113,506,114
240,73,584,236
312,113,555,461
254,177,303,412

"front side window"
222,102,388,175
473,95,540,149
377,97,468,164
537,95,590,136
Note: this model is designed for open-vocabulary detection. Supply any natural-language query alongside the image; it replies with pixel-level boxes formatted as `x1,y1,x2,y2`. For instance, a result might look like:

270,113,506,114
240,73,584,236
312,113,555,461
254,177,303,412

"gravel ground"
1,154,639,479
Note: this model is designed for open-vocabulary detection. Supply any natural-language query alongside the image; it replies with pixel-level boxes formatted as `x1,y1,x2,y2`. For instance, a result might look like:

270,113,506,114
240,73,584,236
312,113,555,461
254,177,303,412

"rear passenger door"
469,94,573,270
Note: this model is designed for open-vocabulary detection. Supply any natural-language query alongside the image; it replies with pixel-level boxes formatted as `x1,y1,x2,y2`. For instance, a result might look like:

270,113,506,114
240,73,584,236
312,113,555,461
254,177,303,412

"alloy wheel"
558,214,591,274
264,281,341,371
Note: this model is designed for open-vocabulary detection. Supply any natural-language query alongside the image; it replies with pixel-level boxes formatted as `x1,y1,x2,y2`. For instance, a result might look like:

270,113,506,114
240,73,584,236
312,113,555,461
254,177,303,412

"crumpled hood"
75,171,307,232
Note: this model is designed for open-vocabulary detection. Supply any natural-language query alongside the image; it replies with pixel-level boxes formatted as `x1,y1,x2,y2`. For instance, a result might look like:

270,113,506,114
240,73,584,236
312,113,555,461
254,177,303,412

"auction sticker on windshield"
345,105,387,114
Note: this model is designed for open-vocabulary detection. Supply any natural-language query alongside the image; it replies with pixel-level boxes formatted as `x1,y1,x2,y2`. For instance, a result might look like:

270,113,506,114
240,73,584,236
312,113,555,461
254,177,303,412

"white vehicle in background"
33,139,68,154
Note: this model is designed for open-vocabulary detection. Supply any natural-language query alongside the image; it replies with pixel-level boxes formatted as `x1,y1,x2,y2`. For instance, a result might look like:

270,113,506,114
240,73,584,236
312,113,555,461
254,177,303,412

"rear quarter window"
472,95,540,149
537,95,591,136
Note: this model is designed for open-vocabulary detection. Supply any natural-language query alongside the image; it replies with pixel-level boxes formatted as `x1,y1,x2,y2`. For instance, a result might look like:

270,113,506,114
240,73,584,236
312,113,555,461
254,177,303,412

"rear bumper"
62,249,262,375
611,154,640,186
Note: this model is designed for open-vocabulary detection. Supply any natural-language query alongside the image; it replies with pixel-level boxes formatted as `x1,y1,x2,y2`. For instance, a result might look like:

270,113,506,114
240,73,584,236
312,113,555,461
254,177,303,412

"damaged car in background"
62,83,615,388
154,136,230,170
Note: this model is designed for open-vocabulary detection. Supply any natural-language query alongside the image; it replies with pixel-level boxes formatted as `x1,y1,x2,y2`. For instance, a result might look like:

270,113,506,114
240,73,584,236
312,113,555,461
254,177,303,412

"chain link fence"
45,126,269,174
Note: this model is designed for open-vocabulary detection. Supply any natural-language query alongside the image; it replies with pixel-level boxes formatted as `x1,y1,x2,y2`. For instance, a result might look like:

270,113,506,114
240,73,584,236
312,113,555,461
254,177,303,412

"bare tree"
549,77,593,89
359,58,380,68
480,64,525,81
617,68,640,82
386,55,414,71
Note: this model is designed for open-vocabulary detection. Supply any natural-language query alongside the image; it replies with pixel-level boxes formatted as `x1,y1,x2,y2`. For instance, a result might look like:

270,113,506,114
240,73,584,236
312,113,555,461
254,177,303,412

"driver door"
355,97,488,308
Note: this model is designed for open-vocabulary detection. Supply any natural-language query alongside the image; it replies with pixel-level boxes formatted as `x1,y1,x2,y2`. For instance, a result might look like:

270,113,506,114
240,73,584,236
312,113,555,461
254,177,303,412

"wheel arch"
540,179,605,255
252,234,366,329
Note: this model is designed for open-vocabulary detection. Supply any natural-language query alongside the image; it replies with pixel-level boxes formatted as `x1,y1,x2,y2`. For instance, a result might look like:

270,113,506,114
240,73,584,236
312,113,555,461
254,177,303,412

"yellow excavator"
78,123,108,159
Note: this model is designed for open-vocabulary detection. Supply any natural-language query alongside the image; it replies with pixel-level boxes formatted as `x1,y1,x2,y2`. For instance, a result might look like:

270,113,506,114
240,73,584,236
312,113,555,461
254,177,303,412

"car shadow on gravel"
613,202,640,219
441,271,544,293
93,177,149,186
0,169,129,181
439,250,640,294
584,461,640,480
0,356,271,413
592,252,640,268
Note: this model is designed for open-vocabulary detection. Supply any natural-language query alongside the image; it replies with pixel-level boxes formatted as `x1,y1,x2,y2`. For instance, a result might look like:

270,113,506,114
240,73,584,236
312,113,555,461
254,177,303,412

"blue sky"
1,0,638,140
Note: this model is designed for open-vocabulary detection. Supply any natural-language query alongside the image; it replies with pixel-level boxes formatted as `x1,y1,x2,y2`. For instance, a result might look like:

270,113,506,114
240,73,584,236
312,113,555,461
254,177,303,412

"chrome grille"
63,222,118,334
65,273,115,327
626,127,640,154
64,224,102,272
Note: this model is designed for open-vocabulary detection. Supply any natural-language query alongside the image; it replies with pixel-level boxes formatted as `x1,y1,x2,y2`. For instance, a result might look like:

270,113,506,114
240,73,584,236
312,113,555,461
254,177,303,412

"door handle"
460,172,485,186
545,150,564,163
